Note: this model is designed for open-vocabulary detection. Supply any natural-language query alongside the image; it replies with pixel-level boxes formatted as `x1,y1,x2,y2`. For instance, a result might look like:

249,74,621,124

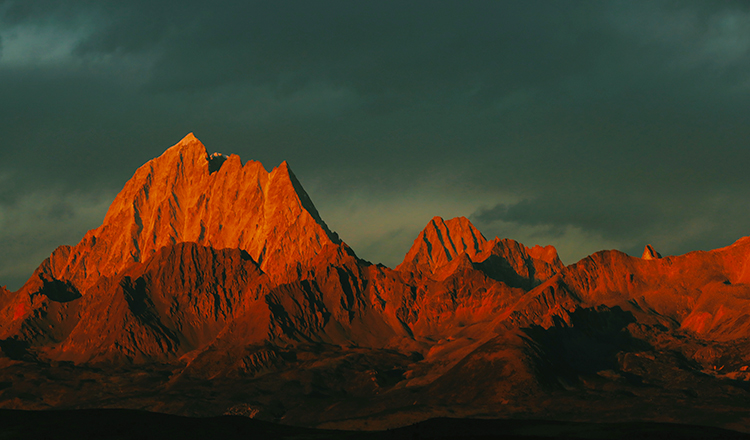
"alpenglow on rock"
36,133,340,292
642,244,662,260
7,134,750,432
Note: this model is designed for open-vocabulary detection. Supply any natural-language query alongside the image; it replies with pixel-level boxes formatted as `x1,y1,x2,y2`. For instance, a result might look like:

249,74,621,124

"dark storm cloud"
5,1,613,101
472,185,750,261
138,2,600,97
1,0,750,286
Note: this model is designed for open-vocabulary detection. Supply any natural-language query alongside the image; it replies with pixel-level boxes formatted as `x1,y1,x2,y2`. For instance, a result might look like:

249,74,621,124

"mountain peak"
181,132,198,141
168,132,208,156
38,135,341,291
642,244,662,260
397,216,487,274
208,152,228,173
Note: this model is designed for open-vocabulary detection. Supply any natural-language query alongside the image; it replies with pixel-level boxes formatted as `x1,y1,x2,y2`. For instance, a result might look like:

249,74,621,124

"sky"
1,1,749,290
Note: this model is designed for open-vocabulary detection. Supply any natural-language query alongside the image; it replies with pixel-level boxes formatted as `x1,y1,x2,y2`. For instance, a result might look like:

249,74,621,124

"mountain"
2,134,750,433
1,134,344,347
41,133,340,291
642,244,662,260
397,216,562,287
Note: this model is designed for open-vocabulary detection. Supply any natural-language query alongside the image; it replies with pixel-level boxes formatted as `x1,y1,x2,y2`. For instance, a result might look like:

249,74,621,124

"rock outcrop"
642,244,662,260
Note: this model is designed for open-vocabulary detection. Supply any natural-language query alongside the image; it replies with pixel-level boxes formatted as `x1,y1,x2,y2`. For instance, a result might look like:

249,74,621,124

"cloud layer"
1,1,749,288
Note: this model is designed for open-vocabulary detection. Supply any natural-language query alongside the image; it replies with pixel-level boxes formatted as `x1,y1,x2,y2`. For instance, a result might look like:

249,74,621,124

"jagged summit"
642,244,662,260
35,134,341,291
397,216,563,287
160,132,207,162
208,152,228,173
396,216,487,273
180,132,199,142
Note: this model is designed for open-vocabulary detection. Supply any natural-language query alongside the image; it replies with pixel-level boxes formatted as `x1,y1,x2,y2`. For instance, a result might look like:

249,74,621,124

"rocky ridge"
2,135,750,432
42,133,340,292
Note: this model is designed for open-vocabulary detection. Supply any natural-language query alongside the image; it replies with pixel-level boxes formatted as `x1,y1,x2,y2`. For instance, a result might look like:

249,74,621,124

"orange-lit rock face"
534,237,750,340
398,215,563,287
642,244,662,260
397,216,487,275
43,134,339,292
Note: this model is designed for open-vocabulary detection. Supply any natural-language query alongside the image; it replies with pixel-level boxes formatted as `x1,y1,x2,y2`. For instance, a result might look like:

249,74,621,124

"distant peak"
159,133,209,165
208,152,228,173
440,217,486,244
642,244,662,260
425,216,482,236
397,216,487,273
182,132,198,142
429,216,473,229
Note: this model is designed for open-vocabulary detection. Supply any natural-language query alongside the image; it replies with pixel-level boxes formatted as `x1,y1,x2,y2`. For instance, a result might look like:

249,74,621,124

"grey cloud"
2,0,750,286
473,193,648,241
53,1,615,103
0,189,113,289
472,187,750,260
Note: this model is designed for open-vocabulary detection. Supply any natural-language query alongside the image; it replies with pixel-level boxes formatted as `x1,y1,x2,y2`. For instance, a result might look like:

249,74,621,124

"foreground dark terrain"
3,135,750,433
2,409,749,440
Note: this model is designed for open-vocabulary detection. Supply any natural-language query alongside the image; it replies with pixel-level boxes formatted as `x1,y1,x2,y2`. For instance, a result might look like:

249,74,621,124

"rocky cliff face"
642,244,662,260
398,216,563,289
41,133,339,293
397,217,487,275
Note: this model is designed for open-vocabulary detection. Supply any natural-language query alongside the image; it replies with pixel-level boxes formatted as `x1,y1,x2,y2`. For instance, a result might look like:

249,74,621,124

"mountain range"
2,134,750,433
